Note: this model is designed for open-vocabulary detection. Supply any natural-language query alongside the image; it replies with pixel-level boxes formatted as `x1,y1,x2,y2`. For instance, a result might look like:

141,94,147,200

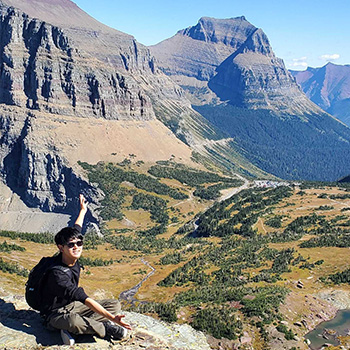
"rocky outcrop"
317,289,350,310
0,290,211,350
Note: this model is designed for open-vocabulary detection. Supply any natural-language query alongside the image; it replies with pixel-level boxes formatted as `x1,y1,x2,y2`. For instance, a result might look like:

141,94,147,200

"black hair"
55,227,83,246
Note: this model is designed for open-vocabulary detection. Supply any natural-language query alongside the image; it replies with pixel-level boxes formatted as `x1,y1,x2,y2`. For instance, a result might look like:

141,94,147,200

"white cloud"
289,61,308,68
287,57,308,69
320,54,340,61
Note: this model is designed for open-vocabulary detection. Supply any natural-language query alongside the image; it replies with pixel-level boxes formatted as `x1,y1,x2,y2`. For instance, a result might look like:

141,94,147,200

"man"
41,194,131,345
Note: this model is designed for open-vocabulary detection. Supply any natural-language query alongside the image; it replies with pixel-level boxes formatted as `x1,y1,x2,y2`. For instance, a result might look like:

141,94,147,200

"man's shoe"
60,329,75,345
103,321,128,341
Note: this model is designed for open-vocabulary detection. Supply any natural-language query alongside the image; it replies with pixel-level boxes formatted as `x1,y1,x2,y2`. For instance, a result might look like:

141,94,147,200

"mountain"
291,63,350,126
150,17,350,181
0,1,269,230
150,16,317,113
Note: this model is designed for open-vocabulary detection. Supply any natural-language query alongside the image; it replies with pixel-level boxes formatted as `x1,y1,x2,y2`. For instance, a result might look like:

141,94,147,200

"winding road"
218,174,250,202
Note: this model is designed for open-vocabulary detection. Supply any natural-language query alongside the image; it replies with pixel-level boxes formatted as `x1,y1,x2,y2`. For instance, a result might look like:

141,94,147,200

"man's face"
60,237,83,261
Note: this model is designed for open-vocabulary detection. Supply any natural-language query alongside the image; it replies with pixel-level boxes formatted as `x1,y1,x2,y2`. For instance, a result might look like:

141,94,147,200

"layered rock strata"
0,3,155,120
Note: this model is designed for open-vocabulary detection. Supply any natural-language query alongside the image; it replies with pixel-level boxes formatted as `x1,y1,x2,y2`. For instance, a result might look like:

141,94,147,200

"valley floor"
2,166,350,349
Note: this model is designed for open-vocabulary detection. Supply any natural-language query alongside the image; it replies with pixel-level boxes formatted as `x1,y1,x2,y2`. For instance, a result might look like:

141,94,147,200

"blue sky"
73,0,349,70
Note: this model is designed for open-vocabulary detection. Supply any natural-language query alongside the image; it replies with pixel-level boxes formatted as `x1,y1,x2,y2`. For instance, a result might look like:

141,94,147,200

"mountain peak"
242,28,272,55
178,16,256,47
198,15,248,24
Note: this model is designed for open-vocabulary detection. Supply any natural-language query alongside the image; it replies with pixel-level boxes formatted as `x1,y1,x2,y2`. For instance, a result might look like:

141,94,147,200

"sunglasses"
66,240,83,249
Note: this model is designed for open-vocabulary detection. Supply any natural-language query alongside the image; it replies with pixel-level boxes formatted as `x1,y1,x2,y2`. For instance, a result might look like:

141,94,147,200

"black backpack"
25,255,71,311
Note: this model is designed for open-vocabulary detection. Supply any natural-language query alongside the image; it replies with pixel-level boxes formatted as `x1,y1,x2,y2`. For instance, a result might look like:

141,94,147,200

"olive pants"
46,299,121,338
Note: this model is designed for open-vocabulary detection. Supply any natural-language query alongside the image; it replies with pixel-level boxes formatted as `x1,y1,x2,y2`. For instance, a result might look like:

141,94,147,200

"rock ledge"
0,291,211,350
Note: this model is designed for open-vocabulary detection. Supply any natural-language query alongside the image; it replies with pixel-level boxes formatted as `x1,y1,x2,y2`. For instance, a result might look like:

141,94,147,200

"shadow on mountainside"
0,298,97,346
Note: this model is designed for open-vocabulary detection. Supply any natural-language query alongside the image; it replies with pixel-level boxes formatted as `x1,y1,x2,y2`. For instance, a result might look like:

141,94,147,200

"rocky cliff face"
0,3,155,120
207,28,312,112
291,63,350,125
0,0,183,220
0,0,160,217
0,109,102,217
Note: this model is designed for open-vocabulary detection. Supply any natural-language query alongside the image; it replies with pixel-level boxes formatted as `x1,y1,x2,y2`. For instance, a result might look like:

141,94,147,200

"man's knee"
66,313,80,331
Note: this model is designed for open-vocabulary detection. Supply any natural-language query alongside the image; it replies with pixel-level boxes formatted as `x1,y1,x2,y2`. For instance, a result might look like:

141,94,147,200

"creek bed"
119,258,155,304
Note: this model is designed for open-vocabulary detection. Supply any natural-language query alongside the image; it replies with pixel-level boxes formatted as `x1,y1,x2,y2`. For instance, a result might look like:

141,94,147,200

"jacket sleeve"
47,268,88,304
73,223,82,233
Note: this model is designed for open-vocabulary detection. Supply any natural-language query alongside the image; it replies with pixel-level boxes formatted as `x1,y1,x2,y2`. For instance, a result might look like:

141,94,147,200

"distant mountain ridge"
291,63,350,126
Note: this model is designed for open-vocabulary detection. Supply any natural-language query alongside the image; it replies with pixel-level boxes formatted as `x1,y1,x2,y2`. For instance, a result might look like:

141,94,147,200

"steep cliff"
0,0,186,221
208,28,318,113
151,16,320,114
0,108,103,218
0,3,155,119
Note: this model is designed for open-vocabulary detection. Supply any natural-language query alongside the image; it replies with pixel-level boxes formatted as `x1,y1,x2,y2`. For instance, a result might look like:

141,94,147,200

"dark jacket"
40,226,88,316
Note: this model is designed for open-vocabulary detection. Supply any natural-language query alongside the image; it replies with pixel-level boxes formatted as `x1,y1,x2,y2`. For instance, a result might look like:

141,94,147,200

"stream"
119,258,155,304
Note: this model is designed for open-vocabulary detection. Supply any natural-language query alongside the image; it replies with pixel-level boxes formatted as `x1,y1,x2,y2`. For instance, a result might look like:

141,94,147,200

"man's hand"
75,194,88,227
79,194,88,212
111,314,132,330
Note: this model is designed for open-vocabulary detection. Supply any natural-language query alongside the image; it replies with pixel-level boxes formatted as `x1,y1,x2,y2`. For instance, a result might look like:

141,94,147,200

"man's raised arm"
75,194,88,227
